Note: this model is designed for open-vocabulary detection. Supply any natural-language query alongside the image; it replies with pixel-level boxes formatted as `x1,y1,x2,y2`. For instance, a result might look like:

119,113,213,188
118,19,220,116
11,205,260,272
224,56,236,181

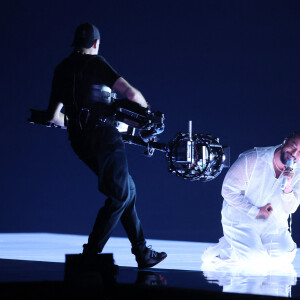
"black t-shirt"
49,51,120,119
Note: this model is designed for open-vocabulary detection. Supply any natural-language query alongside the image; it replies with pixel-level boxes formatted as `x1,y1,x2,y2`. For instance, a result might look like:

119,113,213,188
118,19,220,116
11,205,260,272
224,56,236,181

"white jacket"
221,146,300,229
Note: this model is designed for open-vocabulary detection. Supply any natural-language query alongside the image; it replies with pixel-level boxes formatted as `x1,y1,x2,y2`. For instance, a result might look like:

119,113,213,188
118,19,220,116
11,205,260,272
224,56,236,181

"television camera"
28,99,229,182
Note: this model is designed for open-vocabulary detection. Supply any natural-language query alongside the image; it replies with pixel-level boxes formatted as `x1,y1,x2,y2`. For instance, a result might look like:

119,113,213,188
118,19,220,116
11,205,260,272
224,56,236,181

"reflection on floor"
0,233,299,298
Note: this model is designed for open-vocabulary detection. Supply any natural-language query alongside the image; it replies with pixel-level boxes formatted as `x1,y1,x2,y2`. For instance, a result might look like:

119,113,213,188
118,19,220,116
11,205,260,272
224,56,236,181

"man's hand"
256,203,273,219
282,166,295,193
29,102,66,129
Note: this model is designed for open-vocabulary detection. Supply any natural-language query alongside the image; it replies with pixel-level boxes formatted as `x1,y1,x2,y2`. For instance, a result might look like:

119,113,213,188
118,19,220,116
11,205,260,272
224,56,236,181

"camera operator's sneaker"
133,246,167,270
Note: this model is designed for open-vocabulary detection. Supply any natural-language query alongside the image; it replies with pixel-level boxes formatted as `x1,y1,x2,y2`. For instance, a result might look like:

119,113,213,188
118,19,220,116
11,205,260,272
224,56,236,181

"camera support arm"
28,99,229,181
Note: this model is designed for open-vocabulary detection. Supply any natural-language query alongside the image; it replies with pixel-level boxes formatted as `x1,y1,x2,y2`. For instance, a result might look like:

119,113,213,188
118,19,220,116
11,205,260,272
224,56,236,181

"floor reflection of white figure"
202,266,297,298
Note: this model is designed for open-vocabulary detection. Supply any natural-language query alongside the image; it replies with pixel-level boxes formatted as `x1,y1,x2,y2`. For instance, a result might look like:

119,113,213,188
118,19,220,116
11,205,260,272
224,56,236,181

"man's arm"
113,77,148,108
42,64,66,128
221,151,262,219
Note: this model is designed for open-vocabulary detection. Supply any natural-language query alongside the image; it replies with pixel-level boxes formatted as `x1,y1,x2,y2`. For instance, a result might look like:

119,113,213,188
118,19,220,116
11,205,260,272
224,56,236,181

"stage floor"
0,233,300,298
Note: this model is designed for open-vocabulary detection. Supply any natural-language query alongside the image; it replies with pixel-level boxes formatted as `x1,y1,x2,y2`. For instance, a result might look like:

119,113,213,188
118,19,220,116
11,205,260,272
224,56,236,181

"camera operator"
45,22,167,269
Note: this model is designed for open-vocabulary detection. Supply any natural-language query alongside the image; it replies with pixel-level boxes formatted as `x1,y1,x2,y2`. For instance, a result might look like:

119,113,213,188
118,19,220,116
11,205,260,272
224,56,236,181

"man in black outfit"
46,22,167,269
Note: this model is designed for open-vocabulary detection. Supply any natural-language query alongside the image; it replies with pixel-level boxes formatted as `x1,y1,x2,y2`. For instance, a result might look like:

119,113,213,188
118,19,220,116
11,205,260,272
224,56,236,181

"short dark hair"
286,130,300,141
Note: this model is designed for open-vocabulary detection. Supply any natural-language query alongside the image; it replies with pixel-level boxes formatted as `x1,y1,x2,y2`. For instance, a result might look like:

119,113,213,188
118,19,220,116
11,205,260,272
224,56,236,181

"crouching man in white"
202,130,300,266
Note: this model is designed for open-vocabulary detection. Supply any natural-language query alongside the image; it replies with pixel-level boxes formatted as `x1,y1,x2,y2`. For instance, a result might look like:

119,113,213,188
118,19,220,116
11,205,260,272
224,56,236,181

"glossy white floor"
0,233,299,297
0,233,210,270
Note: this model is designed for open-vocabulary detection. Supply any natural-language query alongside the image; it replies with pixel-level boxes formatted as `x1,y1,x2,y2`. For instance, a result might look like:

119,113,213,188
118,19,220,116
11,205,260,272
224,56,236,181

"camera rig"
28,99,229,182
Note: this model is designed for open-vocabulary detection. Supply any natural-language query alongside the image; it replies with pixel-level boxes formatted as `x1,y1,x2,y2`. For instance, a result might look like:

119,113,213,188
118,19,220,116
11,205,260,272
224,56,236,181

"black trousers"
69,123,146,253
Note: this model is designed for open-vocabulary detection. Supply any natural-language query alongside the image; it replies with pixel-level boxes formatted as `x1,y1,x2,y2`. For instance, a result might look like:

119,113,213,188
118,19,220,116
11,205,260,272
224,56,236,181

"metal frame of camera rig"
107,99,229,182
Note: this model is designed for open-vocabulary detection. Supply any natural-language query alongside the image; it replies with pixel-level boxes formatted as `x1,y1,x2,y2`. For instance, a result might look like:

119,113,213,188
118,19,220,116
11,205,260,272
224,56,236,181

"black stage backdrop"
1,0,300,245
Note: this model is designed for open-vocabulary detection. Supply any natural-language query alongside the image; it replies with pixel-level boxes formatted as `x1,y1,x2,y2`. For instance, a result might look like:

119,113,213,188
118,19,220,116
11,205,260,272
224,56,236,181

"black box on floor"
64,253,117,290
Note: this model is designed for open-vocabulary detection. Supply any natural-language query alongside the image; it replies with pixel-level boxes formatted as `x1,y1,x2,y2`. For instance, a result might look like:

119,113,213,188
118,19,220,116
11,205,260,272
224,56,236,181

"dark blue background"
1,0,300,244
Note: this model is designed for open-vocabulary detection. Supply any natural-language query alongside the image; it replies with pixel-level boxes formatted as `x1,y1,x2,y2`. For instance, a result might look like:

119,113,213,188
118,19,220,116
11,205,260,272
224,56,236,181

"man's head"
280,130,300,164
72,23,100,54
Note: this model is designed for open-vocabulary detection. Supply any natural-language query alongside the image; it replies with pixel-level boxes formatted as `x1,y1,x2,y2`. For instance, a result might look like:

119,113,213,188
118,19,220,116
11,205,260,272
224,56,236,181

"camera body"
167,132,228,182
114,103,229,182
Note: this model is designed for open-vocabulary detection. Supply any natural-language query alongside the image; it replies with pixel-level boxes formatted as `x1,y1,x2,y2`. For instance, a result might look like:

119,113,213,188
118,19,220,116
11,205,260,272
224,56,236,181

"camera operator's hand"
29,102,66,129
256,203,273,219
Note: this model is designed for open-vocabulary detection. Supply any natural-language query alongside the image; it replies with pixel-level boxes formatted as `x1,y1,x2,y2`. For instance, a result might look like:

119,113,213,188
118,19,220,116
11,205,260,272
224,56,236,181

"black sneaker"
135,246,167,270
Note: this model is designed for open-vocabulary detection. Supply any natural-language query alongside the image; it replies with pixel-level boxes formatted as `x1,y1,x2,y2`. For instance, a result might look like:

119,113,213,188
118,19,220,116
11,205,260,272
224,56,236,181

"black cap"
72,23,100,48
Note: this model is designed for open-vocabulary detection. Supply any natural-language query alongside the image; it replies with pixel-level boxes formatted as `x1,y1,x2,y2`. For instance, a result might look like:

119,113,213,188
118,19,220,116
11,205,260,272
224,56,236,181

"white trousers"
220,217,297,263
202,203,297,265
